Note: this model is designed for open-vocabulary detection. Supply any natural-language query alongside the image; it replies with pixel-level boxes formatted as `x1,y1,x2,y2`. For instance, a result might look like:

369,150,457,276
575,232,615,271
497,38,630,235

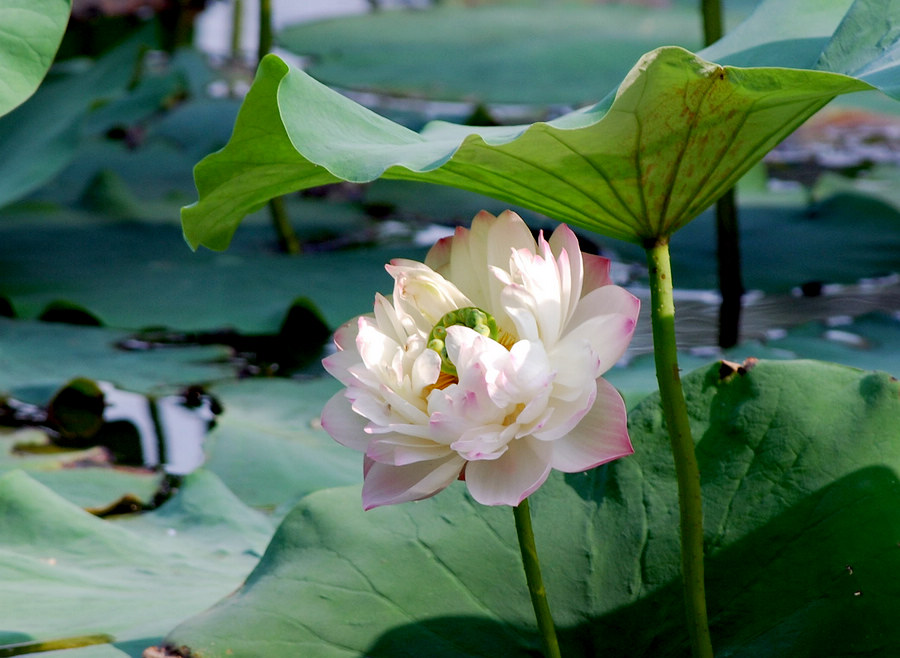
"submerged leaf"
182,48,868,250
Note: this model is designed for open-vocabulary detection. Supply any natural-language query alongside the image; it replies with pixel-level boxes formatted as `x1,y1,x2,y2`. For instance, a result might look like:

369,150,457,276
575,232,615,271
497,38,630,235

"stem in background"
269,196,301,254
700,0,723,45
257,0,301,254
645,241,714,658
257,0,273,62
700,0,744,348
231,0,243,62
513,499,562,658
715,190,743,348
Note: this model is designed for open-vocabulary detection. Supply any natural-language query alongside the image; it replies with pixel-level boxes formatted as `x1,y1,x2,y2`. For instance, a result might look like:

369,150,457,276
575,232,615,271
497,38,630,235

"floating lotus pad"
161,360,900,656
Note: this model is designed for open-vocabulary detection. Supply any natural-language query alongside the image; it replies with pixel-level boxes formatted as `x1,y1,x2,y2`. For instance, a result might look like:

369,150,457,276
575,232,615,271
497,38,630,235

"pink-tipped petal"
562,286,640,373
548,223,583,318
362,454,465,510
582,253,613,293
549,378,632,473
331,317,360,352
321,391,371,452
445,213,494,309
569,284,640,328
322,347,361,386
424,233,455,273
465,438,553,506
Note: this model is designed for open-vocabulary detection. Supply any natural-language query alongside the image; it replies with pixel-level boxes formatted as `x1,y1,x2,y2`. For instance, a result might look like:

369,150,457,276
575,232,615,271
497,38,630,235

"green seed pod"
427,307,499,376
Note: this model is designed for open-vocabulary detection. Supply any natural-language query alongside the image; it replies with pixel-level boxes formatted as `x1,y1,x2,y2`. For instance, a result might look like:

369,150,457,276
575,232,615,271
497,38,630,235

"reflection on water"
100,383,219,475
627,274,900,358
3,382,220,477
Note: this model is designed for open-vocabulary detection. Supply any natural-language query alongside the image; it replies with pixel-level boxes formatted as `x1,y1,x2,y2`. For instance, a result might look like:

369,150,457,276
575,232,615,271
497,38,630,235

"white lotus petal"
388,259,471,327
465,438,553,506
367,433,454,466
532,384,596,442
321,391,371,452
362,454,465,510
322,346,361,387
548,223,583,320
373,292,408,343
410,347,441,395
322,210,637,509
549,378,632,472
559,314,638,375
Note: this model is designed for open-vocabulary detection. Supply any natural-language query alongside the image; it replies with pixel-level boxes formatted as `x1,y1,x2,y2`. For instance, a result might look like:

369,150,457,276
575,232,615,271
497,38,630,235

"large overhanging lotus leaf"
182,47,869,250
0,0,71,117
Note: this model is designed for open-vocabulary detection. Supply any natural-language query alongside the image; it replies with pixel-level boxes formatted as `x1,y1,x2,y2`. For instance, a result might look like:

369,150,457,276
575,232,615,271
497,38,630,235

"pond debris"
88,472,183,518
142,643,193,658
718,357,758,381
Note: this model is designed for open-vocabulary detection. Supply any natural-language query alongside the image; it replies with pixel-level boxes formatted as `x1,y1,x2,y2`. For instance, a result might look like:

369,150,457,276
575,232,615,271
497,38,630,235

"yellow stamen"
497,329,517,350
431,370,459,391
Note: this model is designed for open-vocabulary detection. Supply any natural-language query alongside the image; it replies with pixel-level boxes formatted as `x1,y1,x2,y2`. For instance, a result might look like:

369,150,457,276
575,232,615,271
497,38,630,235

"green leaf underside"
182,47,869,250
164,360,900,657
0,0,71,118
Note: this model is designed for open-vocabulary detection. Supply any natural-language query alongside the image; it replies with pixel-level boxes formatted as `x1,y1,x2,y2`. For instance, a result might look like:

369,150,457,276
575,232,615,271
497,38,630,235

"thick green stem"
645,241,714,658
513,498,562,658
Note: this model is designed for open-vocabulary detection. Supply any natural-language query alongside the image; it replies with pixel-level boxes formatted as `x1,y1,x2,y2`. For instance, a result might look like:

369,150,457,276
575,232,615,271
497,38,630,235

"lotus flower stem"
645,240,714,658
513,498,562,658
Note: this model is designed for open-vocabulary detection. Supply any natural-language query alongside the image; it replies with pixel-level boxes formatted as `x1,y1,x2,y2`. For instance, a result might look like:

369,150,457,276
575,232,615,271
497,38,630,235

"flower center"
427,307,499,378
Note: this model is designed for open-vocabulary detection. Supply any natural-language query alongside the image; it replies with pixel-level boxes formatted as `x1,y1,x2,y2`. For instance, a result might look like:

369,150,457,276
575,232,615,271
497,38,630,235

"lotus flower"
322,210,640,509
